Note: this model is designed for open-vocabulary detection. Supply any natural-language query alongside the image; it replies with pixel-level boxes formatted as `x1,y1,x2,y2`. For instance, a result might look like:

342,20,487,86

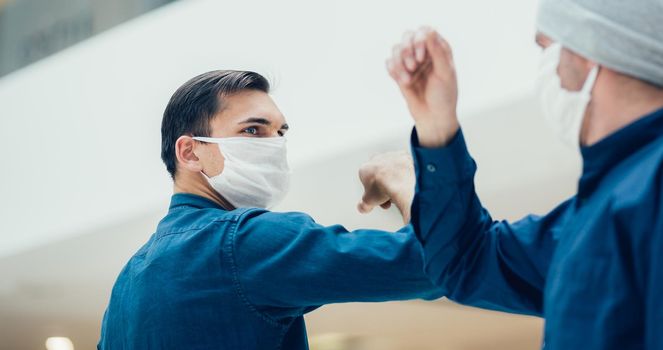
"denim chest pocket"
545,216,615,318
545,208,633,321
543,246,644,349
552,253,611,292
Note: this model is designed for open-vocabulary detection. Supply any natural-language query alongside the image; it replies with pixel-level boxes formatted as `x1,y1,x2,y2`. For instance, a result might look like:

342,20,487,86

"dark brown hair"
160,70,270,179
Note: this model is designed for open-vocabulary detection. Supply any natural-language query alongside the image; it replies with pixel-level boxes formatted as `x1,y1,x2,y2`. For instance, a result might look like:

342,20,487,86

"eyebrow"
239,117,289,130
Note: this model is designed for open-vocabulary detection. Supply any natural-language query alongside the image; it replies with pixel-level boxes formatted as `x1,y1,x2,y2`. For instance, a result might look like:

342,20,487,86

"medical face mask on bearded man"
535,43,599,148
192,136,291,209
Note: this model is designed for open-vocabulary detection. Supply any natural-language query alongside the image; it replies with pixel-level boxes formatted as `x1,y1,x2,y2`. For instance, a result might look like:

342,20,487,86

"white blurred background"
0,0,582,349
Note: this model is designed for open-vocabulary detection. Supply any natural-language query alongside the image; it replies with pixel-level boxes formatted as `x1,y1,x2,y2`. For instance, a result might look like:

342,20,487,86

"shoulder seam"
224,208,286,329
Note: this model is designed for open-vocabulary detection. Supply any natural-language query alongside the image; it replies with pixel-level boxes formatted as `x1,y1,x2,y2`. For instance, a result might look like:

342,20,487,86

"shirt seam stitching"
155,218,236,240
225,210,287,332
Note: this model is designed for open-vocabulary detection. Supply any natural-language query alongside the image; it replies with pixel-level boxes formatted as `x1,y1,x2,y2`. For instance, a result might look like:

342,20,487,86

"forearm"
410,127,554,315
235,211,444,318
410,128,484,283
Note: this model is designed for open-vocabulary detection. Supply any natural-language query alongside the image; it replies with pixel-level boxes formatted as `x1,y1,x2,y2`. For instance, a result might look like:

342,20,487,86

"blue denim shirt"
410,107,663,349
99,194,442,349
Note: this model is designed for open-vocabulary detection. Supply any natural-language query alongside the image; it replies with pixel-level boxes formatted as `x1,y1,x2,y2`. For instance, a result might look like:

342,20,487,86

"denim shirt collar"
579,106,663,198
168,193,225,211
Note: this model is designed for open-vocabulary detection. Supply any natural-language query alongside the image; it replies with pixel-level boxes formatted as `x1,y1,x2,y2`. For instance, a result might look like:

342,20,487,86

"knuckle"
358,163,377,180
374,167,391,184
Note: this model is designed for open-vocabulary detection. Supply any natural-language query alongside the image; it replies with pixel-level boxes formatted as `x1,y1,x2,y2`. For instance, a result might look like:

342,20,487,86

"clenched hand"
386,26,460,147
357,151,415,224
356,27,460,222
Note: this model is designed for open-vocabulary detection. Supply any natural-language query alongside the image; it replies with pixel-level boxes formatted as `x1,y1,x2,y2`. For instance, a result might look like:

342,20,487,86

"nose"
535,32,554,49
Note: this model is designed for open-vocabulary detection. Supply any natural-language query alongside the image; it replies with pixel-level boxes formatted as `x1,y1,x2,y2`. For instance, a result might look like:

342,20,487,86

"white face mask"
536,43,599,148
192,136,291,209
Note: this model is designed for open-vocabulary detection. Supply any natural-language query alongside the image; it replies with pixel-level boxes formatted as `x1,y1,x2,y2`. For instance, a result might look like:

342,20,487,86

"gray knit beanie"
537,0,663,87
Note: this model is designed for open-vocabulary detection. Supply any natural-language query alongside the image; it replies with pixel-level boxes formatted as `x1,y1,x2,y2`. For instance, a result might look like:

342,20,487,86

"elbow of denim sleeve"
419,284,447,301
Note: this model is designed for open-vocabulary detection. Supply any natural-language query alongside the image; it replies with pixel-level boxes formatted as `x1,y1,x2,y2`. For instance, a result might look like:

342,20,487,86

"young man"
359,0,663,349
98,70,441,350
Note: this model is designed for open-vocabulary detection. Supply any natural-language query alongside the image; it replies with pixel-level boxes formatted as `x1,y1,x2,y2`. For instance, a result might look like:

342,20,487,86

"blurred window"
0,0,177,77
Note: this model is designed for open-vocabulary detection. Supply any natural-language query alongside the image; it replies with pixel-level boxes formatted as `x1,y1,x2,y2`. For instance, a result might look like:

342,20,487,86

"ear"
175,135,204,174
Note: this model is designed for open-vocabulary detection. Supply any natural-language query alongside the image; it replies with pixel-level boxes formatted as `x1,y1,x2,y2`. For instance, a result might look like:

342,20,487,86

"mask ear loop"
581,65,600,95
199,170,212,180
191,136,214,179
542,43,563,73
573,64,600,146
191,136,219,144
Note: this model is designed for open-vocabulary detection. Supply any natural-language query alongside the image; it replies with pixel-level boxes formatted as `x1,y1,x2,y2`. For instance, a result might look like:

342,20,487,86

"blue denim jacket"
410,107,663,349
99,194,442,349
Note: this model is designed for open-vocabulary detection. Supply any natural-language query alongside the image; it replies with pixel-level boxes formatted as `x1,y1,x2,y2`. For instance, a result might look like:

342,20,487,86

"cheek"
558,50,586,91
200,146,225,177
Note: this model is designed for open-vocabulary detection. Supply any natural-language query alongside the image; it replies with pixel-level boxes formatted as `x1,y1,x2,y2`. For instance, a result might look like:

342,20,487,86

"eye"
242,126,259,135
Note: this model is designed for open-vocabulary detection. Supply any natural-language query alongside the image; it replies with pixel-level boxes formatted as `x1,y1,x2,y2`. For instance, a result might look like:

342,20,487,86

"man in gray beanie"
356,0,663,349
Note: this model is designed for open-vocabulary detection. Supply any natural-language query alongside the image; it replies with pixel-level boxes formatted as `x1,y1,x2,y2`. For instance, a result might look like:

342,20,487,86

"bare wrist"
415,119,459,148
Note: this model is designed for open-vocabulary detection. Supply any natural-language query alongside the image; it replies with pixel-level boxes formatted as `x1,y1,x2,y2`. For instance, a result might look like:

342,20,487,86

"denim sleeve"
646,210,663,349
230,210,444,319
618,182,663,350
410,128,563,316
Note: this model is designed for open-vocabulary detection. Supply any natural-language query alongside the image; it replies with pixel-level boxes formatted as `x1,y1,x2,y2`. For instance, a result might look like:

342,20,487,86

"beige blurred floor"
307,300,543,350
